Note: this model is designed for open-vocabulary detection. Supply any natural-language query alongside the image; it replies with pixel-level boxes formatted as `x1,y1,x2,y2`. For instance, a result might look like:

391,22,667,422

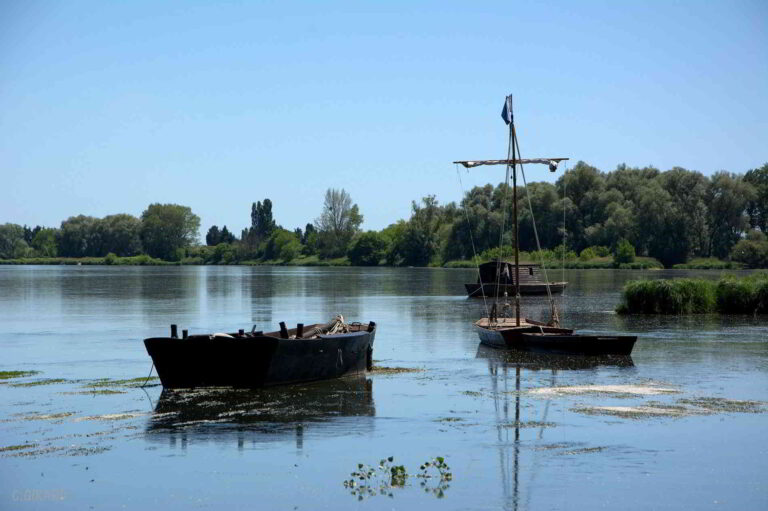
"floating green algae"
60,389,127,395
0,443,39,453
0,370,40,380
678,397,765,414
501,421,556,429
9,378,71,387
434,417,463,423
572,405,688,419
369,366,424,375
82,376,159,389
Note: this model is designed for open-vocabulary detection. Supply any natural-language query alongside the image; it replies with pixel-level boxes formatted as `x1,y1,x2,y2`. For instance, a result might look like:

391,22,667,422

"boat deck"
474,317,543,329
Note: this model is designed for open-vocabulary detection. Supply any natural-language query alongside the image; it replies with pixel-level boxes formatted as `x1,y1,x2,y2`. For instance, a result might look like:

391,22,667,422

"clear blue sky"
2,1,766,236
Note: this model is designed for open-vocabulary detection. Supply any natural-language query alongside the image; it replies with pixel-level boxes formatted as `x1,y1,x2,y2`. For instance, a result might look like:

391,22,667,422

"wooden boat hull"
465,282,567,297
474,322,636,356
475,344,634,370
144,323,376,389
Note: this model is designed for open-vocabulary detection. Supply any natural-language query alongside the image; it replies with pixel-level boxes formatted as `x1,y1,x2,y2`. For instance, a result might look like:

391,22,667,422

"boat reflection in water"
475,346,633,511
145,376,375,450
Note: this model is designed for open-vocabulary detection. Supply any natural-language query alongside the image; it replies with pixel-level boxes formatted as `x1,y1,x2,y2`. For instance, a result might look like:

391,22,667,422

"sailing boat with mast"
455,96,636,356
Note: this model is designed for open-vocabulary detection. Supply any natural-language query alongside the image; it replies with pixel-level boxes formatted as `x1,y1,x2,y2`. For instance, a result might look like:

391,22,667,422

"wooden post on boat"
279,322,289,339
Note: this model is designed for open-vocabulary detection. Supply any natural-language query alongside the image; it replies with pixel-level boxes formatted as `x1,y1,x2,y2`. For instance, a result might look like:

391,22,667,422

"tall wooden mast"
509,99,521,326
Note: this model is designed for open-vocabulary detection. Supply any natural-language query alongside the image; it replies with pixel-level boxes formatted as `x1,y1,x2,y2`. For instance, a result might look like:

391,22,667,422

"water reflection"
476,346,634,511
145,377,375,450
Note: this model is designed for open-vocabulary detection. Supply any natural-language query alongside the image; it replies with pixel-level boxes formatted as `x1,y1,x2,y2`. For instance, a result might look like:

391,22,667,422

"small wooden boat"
456,95,637,356
465,261,566,297
144,316,376,389
474,318,635,355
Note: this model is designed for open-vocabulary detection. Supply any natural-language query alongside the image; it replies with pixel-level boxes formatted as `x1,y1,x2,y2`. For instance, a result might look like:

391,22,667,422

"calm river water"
1,266,766,510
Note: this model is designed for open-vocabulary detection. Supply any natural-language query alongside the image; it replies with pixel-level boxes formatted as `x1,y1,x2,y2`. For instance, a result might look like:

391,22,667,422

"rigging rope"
561,161,568,321
455,163,490,319
514,134,560,327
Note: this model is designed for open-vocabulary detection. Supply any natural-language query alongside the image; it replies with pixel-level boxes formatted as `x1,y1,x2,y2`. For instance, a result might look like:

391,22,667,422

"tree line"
1,162,766,268
0,204,200,261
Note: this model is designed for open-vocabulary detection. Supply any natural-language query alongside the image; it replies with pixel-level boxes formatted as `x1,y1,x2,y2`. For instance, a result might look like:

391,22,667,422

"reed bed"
617,273,768,314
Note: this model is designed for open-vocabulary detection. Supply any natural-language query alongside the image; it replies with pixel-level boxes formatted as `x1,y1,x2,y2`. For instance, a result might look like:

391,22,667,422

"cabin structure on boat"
465,261,567,297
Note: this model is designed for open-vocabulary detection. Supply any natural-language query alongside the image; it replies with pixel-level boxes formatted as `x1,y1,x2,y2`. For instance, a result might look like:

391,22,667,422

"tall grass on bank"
617,273,768,314
672,258,745,270
716,274,768,314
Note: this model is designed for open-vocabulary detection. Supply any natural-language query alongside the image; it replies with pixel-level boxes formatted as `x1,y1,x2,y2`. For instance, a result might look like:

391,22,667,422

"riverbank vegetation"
2,162,766,269
616,273,768,314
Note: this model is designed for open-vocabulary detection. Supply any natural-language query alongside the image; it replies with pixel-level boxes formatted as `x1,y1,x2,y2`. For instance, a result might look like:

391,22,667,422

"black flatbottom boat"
144,317,376,389
475,344,634,370
474,317,635,355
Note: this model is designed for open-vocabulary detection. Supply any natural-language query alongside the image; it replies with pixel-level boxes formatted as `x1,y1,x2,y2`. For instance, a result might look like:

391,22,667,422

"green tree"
657,168,710,262
0,223,32,259
744,163,768,232
57,215,103,257
348,231,388,266
706,172,755,259
397,195,444,266
219,225,235,244
614,238,636,264
102,214,141,256
263,229,301,262
206,225,221,246
315,188,363,258
730,230,768,268
31,228,58,257
212,242,236,264
251,200,276,241
140,204,200,260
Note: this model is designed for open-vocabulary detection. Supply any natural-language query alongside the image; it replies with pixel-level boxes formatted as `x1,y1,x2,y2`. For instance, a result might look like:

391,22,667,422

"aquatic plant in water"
616,273,768,314
343,456,452,500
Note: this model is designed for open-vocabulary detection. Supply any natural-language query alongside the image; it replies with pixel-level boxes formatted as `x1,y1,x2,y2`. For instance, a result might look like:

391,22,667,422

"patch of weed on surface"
10,378,71,387
678,397,765,414
0,370,40,380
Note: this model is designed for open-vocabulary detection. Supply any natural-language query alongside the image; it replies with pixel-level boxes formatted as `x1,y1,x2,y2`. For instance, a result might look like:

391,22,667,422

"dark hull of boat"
475,324,636,356
475,344,634,370
144,324,376,389
465,282,567,297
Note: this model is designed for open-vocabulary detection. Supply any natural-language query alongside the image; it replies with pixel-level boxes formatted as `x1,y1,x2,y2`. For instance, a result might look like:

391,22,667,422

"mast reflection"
476,347,633,510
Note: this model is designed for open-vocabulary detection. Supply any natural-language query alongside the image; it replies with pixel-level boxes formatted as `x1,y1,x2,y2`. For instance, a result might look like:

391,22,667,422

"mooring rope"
140,362,155,388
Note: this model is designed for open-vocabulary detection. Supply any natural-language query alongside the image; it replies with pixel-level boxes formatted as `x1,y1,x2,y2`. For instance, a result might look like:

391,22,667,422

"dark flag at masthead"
501,95,513,125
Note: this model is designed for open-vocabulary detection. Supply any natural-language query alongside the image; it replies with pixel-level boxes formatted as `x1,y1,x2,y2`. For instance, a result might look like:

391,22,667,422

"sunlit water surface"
1,266,766,510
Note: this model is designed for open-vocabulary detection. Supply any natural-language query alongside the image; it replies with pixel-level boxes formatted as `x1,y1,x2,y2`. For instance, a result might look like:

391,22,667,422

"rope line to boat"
561,160,568,321
140,362,155,388
455,163,490,317
514,133,560,327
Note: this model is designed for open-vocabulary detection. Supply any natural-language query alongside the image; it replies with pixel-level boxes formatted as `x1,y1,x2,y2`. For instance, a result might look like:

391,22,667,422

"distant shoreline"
0,256,753,270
